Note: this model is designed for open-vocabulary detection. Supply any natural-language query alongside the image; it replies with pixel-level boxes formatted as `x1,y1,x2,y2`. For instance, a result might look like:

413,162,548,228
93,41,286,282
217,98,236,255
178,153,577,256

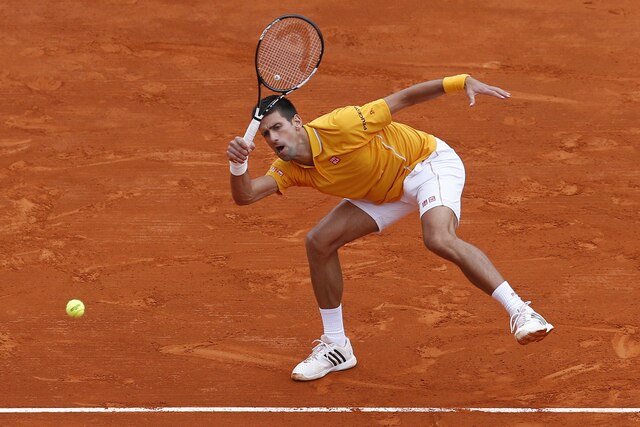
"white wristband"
229,160,248,176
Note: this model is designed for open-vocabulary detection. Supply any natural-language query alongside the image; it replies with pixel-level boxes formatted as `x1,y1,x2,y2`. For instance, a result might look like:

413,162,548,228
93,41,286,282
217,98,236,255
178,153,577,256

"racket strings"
257,19,322,91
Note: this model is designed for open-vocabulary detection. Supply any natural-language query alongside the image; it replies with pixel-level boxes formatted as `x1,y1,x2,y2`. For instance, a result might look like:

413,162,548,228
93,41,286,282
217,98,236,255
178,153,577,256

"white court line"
0,407,639,414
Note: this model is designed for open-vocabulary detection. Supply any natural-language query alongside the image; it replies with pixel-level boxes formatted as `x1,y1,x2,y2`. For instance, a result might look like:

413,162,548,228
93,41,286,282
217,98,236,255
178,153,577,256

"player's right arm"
227,136,279,205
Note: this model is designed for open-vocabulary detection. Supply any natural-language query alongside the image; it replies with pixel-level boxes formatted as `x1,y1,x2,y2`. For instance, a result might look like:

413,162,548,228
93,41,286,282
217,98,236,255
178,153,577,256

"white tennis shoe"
291,335,357,381
510,301,554,344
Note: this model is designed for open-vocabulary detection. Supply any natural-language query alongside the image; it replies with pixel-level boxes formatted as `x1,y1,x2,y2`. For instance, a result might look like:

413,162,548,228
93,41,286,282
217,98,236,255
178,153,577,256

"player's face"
260,111,302,161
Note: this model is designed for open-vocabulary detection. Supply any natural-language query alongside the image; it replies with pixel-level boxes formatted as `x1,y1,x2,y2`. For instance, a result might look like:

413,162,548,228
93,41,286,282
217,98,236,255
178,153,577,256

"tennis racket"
242,14,324,146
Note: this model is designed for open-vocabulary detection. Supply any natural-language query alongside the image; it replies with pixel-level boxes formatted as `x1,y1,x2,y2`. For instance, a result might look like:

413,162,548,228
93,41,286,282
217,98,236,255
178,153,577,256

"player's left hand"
465,77,511,107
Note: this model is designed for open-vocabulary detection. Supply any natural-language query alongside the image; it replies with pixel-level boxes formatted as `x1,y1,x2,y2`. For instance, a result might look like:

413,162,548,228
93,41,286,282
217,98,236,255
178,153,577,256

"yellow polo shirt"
266,98,436,204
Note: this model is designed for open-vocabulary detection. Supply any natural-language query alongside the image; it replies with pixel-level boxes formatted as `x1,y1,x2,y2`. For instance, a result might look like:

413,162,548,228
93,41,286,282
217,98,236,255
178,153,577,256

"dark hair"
252,95,298,121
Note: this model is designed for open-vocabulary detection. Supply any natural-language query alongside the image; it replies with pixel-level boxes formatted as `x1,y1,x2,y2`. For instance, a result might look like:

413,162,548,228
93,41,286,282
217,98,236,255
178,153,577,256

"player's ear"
292,114,302,129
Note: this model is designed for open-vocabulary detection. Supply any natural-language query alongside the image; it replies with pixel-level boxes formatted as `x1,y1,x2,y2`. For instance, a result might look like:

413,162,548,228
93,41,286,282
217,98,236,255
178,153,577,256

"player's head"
256,96,304,162
254,95,298,122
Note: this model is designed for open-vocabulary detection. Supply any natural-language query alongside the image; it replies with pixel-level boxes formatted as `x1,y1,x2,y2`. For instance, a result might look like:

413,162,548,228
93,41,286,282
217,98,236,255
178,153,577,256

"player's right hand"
227,137,255,163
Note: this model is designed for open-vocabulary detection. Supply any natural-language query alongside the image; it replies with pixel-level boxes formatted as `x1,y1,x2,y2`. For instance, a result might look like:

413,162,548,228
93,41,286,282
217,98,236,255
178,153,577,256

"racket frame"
242,14,324,145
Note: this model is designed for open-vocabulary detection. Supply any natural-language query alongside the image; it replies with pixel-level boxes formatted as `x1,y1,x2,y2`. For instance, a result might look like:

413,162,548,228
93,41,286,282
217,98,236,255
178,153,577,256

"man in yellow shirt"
227,74,554,381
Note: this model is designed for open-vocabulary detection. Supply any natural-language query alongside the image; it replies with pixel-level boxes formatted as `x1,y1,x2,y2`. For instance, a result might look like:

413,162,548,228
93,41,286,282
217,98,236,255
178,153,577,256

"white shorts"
347,138,466,231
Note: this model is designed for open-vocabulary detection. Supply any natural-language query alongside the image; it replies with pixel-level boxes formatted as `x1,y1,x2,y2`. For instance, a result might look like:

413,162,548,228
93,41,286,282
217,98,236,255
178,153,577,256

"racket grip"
242,118,261,147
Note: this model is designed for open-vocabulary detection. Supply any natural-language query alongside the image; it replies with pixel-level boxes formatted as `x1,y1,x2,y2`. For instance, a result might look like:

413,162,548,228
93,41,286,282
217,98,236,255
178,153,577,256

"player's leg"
420,207,553,344
293,198,415,381
421,206,503,295
305,200,378,309
292,200,377,381
413,138,553,345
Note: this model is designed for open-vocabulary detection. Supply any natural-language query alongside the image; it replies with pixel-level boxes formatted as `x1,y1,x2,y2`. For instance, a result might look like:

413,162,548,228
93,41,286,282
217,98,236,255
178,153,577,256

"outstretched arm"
383,74,511,115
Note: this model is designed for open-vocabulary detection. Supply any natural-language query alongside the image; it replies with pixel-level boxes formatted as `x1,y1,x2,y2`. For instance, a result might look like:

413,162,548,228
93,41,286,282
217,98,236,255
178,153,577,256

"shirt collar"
304,124,323,158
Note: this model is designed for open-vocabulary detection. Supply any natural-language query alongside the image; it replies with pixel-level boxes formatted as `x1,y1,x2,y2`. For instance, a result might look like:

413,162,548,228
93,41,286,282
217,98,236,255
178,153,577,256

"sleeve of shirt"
317,98,392,149
265,158,298,194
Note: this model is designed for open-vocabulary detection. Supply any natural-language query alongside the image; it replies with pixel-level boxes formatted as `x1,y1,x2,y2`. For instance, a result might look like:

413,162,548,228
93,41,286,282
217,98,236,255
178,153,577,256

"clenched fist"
227,137,255,163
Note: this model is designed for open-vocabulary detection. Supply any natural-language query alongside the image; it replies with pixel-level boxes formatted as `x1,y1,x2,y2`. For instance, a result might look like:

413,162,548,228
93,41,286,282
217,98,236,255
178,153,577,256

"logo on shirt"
269,165,284,176
354,106,367,131
329,156,341,165
421,196,437,207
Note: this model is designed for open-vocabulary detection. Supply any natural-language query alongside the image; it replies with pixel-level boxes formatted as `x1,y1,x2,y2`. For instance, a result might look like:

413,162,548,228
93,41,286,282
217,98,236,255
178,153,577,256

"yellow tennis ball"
66,299,85,318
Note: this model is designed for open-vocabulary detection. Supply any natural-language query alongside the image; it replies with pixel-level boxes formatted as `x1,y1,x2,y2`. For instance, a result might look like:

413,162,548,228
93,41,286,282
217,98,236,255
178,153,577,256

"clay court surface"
1,0,639,425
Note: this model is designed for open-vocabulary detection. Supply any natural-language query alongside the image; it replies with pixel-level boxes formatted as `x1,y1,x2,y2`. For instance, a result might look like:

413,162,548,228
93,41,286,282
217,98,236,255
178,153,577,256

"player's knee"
305,229,334,257
423,232,456,259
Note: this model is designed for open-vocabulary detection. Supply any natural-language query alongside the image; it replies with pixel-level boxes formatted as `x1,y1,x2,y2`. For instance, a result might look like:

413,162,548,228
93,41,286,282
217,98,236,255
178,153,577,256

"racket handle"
242,118,261,147
230,117,260,176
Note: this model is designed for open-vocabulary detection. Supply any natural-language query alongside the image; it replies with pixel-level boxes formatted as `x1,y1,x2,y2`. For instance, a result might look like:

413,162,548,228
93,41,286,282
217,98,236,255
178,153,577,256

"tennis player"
227,74,554,381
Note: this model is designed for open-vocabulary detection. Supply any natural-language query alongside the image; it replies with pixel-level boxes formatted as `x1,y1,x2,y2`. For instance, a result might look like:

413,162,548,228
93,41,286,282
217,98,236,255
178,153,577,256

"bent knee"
305,228,338,257
423,233,457,256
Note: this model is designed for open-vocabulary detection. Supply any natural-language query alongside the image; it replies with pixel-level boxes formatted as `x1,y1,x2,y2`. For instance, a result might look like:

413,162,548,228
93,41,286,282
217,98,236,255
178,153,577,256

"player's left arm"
383,75,511,115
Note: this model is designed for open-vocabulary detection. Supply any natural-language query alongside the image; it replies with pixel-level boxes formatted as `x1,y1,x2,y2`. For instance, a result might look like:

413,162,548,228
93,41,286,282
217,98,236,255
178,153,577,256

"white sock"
491,281,526,317
319,305,347,346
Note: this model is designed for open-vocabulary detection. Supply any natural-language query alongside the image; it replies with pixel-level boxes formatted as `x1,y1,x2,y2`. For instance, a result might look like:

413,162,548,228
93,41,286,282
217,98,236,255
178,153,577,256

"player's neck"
293,126,314,166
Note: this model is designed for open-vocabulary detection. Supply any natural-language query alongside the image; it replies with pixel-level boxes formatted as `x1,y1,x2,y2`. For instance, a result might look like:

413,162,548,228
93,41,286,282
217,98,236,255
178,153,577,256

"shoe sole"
516,325,554,345
291,356,357,381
